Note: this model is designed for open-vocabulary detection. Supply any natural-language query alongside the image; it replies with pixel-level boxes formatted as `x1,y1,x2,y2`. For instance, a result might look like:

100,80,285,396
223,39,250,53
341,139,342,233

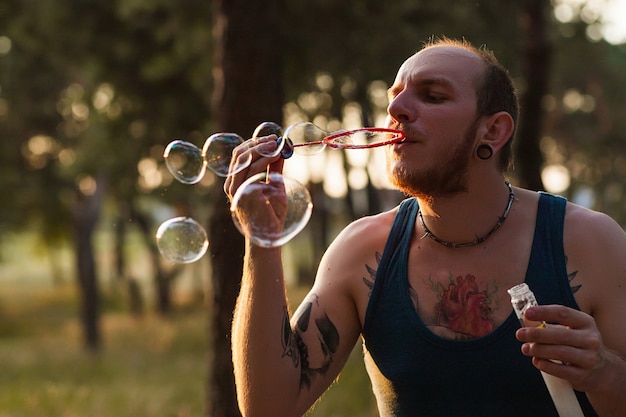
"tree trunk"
71,176,105,351
114,199,129,281
515,0,552,191
131,205,180,315
207,0,284,416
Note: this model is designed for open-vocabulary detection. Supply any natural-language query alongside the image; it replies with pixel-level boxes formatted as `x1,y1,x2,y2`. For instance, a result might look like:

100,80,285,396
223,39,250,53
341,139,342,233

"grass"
0,287,376,417
0,287,206,417
308,347,378,417
0,231,377,417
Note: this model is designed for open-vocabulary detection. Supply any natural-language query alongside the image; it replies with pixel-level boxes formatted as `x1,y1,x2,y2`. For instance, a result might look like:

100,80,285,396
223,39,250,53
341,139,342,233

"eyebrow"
387,77,455,98
418,77,454,88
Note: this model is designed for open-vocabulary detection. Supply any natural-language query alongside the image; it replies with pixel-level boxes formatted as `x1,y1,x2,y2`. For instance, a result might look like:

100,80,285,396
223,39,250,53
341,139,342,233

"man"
224,38,626,417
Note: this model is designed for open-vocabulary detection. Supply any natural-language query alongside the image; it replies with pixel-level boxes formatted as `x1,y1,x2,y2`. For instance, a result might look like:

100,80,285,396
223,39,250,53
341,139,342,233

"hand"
224,134,284,200
224,135,287,244
231,174,289,243
515,304,610,393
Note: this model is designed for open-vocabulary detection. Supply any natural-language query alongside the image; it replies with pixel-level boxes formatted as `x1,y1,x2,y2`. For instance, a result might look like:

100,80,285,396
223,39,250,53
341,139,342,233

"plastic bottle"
507,283,585,417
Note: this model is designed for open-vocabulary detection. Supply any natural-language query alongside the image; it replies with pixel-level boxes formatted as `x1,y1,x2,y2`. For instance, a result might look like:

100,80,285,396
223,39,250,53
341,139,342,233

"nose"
387,90,415,124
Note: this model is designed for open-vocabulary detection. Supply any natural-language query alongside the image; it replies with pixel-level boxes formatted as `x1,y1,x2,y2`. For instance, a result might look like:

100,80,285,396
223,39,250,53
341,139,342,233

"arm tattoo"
363,251,418,307
280,295,340,389
281,306,300,368
565,256,582,294
362,251,382,293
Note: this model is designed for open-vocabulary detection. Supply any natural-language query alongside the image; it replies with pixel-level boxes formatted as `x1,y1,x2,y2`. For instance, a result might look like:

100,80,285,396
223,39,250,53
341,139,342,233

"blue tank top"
362,193,598,417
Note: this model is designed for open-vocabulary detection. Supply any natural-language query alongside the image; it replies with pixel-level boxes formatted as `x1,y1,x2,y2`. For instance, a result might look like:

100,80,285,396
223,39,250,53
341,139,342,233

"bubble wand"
508,283,585,417
156,121,404,262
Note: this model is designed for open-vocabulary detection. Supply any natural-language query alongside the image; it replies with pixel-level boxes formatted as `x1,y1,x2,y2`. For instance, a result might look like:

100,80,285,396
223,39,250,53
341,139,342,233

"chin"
387,167,418,195
388,166,468,198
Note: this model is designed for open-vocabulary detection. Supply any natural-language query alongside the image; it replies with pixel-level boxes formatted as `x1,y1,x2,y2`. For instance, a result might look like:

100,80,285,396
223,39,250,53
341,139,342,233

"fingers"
517,305,601,351
515,305,607,388
523,304,594,329
520,334,600,369
268,156,285,175
522,343,606,390
517,323,596,349
224,135,282,200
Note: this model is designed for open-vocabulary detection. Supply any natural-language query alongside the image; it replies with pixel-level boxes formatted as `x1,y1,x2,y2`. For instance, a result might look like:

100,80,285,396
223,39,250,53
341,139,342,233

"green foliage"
3,0,625,243
0,0,214,243
281,1,523,125
542,21,626,223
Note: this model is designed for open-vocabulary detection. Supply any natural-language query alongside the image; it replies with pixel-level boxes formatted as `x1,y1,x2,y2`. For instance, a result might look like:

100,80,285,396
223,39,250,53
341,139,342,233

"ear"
474,111,515,153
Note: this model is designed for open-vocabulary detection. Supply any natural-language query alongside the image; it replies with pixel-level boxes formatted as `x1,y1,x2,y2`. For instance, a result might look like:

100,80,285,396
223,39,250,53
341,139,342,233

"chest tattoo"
426,273,499,339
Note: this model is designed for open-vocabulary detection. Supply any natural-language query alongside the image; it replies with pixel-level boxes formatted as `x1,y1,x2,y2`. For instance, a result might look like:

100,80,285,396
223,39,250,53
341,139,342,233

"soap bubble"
252,121,285,158
230,172,312,247
163,140,206,184
156,217,208,263
283,122,327,156
202,133,250,177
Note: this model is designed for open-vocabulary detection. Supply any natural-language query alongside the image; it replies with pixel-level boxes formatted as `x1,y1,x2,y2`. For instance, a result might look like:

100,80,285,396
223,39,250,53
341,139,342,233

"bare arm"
227,136,363,417
232,238,364,417
517,206,626,416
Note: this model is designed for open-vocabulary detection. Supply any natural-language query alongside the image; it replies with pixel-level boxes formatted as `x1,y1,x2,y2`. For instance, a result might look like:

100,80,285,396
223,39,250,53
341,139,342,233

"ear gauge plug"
476,144,493,160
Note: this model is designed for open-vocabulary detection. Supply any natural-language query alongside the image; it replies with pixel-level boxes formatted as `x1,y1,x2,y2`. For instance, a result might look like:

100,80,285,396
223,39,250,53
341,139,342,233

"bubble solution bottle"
507,283,585,417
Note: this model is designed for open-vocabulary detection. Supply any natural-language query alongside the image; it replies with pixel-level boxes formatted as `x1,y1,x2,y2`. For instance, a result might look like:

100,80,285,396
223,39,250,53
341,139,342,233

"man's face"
384,46,485,198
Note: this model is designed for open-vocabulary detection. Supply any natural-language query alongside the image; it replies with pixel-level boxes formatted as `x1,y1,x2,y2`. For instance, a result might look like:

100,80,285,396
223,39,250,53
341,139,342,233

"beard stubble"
387,120,479,199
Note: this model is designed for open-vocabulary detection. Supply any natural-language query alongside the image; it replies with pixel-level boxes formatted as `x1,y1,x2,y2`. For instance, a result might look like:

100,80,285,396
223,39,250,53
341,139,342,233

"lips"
391,134,423,156
394,135,419,147
392,141,411,154
386,123,423,148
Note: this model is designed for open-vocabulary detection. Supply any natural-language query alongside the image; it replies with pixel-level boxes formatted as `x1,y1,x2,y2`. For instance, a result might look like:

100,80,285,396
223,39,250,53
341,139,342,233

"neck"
416,180,515,248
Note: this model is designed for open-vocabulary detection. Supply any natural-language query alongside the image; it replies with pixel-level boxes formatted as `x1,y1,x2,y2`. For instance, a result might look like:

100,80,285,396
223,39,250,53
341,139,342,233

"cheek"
385,151,399,176
385,147,402,166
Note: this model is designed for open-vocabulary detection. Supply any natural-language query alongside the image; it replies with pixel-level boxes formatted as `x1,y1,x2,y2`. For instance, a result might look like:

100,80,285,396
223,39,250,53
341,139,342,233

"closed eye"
423,92,447,103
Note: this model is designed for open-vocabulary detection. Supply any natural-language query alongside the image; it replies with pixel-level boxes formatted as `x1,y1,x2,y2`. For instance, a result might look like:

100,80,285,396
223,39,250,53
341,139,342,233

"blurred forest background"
1,0,625,416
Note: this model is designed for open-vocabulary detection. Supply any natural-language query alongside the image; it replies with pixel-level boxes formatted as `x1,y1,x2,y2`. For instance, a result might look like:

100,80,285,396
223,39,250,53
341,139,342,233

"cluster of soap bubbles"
155,121,404,263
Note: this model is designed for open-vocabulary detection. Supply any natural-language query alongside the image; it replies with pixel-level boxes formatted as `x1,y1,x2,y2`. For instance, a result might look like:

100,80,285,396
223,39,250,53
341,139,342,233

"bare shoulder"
564,201,626,256
334,208,399,244
563,201,626,314
309,204,402,322
320,206,400,275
